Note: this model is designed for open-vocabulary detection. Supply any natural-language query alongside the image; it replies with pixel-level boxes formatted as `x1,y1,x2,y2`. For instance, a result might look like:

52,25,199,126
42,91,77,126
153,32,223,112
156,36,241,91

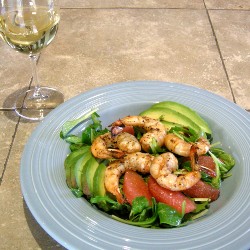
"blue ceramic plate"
20,81,250,250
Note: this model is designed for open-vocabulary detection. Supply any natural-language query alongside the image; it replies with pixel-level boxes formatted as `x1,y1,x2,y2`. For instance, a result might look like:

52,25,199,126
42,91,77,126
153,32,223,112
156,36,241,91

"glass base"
15,87,64,121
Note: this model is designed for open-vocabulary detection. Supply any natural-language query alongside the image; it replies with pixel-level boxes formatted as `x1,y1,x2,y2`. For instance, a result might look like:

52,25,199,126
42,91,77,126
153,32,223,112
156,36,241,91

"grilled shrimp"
91,132,141,159
104,152,154,203
150,152,201,191
116,132,141,153
164,133,210,157
112,116,166,152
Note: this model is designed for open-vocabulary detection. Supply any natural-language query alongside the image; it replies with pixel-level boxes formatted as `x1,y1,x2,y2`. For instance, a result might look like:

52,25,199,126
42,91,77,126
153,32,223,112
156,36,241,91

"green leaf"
69,143,84,152
190,209,209,220
201,171,213,183
129,197,151,219
181,200,186,217
112,198,158,228
81,127,92,145
64,135,82,144
182,161,212,183
209,147,235,173
137,208,153,222
192,199,210,213
149,138,166,154
81,113,109,145
157,202,183,227
71,188,83,198
208,151,222,189
181,161,192,171
91,112,102,126
169,126,200,143
61,109,98,138
90,195,129,211
90,195,117,204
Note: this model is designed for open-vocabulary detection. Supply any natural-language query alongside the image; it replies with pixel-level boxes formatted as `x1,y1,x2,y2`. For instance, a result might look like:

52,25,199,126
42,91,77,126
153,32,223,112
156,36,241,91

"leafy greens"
60,111,236,229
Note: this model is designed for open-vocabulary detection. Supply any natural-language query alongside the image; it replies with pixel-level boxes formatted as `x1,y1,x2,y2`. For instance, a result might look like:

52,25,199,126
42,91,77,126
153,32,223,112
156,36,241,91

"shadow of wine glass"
2,86,53,123
2,86,30,123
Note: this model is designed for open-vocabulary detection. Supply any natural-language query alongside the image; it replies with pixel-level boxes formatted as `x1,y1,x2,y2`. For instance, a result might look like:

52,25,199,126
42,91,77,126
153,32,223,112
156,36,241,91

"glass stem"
29,54,42,98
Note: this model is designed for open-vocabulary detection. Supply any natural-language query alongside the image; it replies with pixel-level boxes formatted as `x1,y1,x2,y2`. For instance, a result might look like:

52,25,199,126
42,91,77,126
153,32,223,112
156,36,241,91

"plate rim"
20,80,250,250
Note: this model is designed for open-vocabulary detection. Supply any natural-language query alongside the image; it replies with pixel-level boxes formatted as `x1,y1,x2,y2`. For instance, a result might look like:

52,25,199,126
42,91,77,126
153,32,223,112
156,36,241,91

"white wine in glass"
0,0,64,121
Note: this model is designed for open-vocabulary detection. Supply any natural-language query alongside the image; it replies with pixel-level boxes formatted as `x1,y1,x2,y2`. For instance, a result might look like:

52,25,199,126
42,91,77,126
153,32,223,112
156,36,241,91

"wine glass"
0,0,63,121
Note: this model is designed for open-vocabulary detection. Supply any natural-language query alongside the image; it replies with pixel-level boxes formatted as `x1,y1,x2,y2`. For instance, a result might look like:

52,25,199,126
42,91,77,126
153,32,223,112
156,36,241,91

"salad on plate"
60,101,235,228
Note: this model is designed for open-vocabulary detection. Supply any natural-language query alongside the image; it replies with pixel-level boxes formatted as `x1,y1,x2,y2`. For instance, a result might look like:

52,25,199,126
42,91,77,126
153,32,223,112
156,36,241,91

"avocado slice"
93,163,107,197
64,147,90,188
81,157,99,196
70,146,90,188
152,101,212,134
160,120,182,131
140,107,202,135
74,150,92,189
93,162,110,211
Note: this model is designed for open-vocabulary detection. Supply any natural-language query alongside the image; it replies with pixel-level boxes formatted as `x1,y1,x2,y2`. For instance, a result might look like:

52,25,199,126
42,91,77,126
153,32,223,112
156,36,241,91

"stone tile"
1,4,249,250
0,41,32,109
0,121,64,249
205,0,250,10
60,0,204,9
0,112,18,176
209,10,250,109
37,8,233,104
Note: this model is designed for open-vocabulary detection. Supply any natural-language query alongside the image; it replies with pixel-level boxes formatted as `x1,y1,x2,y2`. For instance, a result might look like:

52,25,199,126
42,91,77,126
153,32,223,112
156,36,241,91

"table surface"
1,1,249,249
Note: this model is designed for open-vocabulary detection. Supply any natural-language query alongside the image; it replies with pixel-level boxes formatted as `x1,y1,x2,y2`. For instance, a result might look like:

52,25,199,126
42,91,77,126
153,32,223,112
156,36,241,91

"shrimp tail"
108,149,126,159
104,161,126,204
190,145,200,171
111,119,124,127
115,192,125,204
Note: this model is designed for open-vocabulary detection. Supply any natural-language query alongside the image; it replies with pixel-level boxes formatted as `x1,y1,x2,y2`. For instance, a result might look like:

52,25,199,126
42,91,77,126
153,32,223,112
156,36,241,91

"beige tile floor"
0,1,249,249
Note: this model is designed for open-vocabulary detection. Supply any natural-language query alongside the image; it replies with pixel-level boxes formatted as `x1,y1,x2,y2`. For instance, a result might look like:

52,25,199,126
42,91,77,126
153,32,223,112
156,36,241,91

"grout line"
205,8,250,11
203,0,237,104
60,7,205,10
0,116,21,185
59,7,250,11
0,72,34,184
0,108,15,111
